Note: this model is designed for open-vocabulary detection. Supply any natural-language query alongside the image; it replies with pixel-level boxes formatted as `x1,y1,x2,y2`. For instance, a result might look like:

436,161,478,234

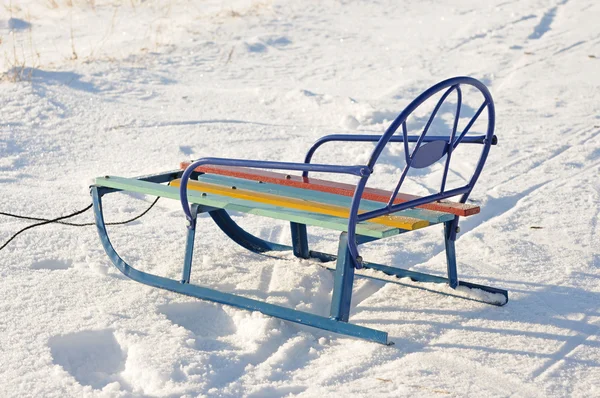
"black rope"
0,197,160,251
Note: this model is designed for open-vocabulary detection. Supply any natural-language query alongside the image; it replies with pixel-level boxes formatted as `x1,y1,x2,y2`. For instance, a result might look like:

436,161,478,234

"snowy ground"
1,0,599,397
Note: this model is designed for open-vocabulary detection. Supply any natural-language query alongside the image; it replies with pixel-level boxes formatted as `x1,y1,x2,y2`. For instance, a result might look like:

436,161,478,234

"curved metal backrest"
299,76,495,267
356,76,495,223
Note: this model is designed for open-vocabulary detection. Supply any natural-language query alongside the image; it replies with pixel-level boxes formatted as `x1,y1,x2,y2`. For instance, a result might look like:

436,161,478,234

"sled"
91,76,507,345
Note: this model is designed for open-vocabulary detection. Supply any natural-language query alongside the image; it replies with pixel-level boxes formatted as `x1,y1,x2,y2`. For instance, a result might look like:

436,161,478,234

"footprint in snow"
160,300,311,389
158,301,238,351
48,329,129,391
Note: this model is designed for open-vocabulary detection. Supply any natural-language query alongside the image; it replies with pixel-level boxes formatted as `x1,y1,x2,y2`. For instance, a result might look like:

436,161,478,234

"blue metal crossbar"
303,133,496,168
92,76,507,344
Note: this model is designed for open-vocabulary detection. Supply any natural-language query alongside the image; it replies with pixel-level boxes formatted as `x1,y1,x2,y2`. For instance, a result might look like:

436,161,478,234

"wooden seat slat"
180,163,480,217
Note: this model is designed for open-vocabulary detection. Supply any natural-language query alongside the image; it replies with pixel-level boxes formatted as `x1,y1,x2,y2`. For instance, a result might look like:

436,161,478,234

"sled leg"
181,204,199,284
330,232,355,322
444,220,459,289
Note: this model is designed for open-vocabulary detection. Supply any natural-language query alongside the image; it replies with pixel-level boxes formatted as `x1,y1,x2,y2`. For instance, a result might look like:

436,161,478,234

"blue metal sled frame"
91,77,508,345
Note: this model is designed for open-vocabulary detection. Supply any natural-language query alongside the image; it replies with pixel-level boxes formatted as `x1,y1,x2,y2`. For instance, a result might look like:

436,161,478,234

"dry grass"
45,0,59,9
42,0,101,9
2,0,273,82
2,2,39,82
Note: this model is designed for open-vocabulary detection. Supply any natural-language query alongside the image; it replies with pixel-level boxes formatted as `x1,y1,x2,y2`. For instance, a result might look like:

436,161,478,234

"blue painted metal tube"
91,187,388,344
361,260,508,304
356,235,385,245
308,249,508,306
453,101,488,149
330,233,355,321
402,122,410,165
460,97,495,203
133,170,183,183
290,222,310,259
208,209,291,253
385,161,411,209
181,204,199,284
443,221,458,288
410,86,458,158
357,186,470,222
303,134,493,175
439,87,461,193
344,174,370,268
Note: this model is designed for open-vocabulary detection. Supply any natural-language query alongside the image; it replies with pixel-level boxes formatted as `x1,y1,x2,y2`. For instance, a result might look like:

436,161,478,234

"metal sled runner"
91,76,508,345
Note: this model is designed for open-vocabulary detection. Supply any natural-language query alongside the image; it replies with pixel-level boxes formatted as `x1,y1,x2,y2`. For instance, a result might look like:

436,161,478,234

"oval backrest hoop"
367,76,495,210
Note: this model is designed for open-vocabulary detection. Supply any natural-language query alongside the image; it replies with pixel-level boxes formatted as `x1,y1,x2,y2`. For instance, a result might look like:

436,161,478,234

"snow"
1,0,599,396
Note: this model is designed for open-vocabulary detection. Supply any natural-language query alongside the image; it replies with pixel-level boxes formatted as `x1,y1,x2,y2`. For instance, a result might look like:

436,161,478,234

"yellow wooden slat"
170,179,429,231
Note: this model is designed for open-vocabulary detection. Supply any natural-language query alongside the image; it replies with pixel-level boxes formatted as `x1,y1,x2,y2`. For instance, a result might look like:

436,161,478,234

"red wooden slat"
180,162,480,217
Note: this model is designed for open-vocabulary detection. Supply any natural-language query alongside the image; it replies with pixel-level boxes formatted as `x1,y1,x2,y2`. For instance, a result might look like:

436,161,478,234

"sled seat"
94,174,454,238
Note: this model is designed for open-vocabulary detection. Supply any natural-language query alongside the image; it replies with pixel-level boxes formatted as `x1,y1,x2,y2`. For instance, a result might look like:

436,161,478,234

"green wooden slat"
94,176,400,238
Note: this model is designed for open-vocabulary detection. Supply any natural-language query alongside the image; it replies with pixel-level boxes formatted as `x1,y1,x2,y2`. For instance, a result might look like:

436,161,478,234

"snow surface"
1,0,599,397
